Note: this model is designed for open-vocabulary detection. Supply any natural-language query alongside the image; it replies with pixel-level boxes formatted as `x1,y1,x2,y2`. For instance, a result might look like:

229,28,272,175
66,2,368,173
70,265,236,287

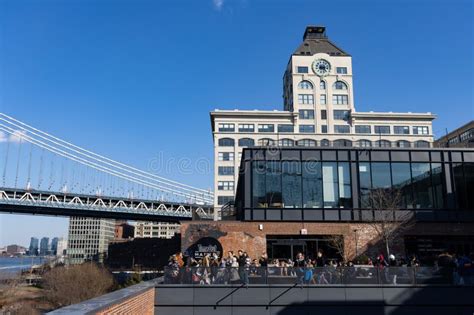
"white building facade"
211,26,435,213
134,221,180,239
67,217,115,264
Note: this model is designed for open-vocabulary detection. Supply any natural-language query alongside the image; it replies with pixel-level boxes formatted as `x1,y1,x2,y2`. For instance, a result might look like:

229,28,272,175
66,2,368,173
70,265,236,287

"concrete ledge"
48,277,163,315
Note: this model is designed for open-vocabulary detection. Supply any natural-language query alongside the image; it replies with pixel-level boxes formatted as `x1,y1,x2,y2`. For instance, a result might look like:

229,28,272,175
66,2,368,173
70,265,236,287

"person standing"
259,252,269,282
294,252,306,284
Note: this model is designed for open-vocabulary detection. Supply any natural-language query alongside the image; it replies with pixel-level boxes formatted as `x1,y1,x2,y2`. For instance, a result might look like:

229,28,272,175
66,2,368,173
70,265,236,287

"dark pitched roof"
293,26,349,57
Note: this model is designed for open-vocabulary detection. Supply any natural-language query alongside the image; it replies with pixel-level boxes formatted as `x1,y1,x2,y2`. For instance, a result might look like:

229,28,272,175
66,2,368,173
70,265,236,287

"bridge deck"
0,188,214,222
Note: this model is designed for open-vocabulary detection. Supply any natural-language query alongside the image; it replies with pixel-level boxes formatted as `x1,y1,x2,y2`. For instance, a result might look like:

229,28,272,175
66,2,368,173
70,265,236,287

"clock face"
312,59,331,76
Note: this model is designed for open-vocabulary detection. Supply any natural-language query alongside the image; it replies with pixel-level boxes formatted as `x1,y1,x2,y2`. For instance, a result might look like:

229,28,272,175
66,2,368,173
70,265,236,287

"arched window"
358,139,372,148
414,140,430,148
320,139,330,147
334,139,352,147
333,81,348,90
374,140,391,148
320,81,326,90
298,80,313,90
258,138,275,146
297,139,316,147
238,138,254,147
279,139,294,147
218,138,234,147
397,140,411,148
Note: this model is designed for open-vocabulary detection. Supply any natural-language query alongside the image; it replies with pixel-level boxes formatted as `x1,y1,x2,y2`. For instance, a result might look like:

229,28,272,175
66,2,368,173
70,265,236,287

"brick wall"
95,287,154,315
47,280,159,315
181,221,474,261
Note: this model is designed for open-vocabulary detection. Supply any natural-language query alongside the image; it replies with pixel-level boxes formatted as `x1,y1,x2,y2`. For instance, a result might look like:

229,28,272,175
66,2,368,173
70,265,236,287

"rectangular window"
321,110,327,120
299,125,315,133
218,166,234,176
298,110,314,119
302,161,322,208
218,123,235,132
460,129,473,141
374,126,391,134
332,95,348,105
334,125,350,133
333,110,349,120
321,125,328,133
336,67,348,74
394,126,410,134
218,152,234,161
217,196,234,205
448,137,459,145
278,124,294,133
412,126,429,135
322,162,351,208
320,95,327,105
218,181,234,191
355,125,371,134
298,94,314,104
258,124,275,132
297,66,308,73
238,124,254,132
282,161,302,208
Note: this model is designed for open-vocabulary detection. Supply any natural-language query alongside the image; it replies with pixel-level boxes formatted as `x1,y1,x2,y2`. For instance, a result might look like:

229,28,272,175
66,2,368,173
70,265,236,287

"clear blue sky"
0,0,472,247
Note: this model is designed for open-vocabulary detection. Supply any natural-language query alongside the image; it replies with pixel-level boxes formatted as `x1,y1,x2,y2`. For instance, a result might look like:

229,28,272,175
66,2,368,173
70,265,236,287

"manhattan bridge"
0,113,215,222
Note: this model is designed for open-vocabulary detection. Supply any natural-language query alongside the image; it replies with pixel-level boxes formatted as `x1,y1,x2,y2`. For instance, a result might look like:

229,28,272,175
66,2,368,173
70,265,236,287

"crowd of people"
165,249,474,286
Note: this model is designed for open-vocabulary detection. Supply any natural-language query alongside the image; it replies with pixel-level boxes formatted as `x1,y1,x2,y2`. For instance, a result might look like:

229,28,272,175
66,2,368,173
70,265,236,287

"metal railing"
163,266,473,286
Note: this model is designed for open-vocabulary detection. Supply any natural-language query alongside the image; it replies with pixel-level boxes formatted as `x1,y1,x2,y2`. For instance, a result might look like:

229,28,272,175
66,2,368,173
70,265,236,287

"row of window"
218,181,234,191
298,109,349,120
217,196,234,205
355,125,430,135
296,66,348,75
297,80,348,90
219,123,294,133
298,94,348,105
251,160,474,210
447,128,474,145
218,138,431,148
219,123,430,136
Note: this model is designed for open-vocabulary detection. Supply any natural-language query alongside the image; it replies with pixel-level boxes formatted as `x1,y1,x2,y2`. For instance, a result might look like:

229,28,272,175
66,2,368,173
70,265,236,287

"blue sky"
0,0,472,247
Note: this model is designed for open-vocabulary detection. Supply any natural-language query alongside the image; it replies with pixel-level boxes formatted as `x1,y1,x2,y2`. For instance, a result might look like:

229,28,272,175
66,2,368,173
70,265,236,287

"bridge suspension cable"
0,114,214,204
0,124,212,204
0,113,212,196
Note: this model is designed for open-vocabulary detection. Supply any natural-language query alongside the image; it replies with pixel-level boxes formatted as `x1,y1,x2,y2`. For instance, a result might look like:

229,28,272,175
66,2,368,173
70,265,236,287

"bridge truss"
0,188,213,221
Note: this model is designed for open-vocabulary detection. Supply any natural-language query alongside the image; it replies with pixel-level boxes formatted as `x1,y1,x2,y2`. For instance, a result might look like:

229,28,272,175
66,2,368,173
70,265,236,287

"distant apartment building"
435,120,474,148
39,237,50,256
51,237,59,255
67,217,115,264
56,238,67,257
28,237,39,256
134,222,180,239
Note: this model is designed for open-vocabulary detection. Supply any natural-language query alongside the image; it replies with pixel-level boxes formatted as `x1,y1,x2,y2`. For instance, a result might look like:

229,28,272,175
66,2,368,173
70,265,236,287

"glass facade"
236,148,474,221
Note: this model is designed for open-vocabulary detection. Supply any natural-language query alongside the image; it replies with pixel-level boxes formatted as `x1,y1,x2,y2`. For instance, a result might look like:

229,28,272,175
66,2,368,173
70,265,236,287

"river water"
0,256,47,279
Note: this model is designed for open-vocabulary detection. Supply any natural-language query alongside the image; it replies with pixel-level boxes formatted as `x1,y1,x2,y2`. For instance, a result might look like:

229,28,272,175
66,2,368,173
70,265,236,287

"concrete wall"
154,284,474,315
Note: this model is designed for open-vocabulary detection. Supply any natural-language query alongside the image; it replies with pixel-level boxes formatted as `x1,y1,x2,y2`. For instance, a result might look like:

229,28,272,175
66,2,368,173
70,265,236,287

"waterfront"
0,257,47,279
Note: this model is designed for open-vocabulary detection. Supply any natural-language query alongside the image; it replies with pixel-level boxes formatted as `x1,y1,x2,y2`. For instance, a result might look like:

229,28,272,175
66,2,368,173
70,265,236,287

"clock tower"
283,26,354,135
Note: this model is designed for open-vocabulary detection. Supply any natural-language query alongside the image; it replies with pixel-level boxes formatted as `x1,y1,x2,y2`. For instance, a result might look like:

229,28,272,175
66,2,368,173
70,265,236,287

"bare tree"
327,235,346,262
367,188,415,257
42,263,115,307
